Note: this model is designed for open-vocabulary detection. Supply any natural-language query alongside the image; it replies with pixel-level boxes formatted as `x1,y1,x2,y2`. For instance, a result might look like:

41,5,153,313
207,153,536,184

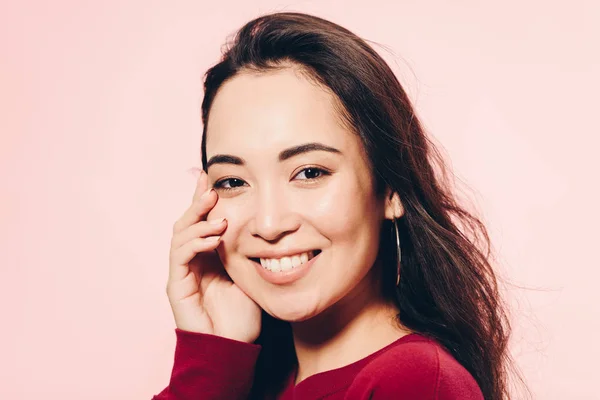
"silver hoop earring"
394,218,402,286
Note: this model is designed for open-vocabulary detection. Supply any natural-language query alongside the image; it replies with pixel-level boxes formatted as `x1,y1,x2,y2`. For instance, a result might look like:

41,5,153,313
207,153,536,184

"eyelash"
213,167,331,192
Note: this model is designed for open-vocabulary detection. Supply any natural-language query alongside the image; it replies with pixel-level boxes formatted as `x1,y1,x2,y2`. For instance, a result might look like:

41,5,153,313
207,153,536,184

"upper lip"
248,249,320,259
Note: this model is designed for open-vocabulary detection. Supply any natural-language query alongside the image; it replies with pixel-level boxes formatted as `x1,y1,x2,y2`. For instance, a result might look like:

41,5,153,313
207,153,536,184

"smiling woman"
153,11,524,400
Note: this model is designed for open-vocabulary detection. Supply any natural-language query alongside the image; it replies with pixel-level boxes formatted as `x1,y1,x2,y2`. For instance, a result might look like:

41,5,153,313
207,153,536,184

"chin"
260,294,324,322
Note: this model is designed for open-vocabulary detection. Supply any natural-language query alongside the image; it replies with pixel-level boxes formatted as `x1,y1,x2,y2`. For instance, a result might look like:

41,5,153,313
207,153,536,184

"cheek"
207,196,247,241
304,176,383,275
305,176,379,231
209,200,244,276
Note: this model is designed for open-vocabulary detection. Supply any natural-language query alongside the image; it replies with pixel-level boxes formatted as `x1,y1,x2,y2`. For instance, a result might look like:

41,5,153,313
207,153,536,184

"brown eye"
293,167,330,180
214,177,247,190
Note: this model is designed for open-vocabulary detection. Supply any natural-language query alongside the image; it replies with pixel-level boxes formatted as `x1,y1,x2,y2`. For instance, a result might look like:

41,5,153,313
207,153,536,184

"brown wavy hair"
199,12,527,400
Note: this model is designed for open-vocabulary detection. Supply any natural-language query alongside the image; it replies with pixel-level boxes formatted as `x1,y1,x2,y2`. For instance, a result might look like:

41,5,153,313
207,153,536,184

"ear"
384,188,404,220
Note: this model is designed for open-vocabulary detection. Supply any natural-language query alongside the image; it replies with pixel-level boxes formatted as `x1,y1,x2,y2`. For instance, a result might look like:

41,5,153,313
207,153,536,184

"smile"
249,249,321,271
249,249,322,285
254,250,319,272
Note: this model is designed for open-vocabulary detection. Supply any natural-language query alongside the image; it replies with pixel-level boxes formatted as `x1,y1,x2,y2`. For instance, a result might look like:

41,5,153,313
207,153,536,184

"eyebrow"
205,142,342,169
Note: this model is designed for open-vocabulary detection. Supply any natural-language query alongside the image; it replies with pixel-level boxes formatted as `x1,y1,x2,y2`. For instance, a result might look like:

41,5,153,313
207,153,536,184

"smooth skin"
166,67,409,384
167,170,262,343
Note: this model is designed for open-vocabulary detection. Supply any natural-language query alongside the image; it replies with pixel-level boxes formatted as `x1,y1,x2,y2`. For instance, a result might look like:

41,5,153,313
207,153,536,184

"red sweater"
153,329,483,399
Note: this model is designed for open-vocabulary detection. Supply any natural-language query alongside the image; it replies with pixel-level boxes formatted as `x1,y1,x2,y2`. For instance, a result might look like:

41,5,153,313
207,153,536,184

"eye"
213,177,248,191
293,167,330,181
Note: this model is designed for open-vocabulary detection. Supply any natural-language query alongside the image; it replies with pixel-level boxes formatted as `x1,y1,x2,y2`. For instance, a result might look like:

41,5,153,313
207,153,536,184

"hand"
166,170,262,343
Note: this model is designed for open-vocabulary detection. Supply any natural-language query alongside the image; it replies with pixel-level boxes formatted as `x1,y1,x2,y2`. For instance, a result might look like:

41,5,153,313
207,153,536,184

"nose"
247,185,300,242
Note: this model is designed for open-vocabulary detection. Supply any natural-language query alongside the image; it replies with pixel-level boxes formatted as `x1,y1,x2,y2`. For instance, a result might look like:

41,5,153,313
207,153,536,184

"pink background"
1,1,598,398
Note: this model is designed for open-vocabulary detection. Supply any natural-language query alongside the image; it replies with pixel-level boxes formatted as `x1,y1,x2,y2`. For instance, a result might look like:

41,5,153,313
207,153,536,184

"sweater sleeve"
152,329,262,400
346,340,483,400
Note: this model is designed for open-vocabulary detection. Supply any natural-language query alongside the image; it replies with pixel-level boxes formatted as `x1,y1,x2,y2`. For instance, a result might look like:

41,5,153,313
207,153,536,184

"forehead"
205,68,356,156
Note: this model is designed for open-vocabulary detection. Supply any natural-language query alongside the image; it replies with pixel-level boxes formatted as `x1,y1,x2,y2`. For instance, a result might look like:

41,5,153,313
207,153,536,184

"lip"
252,251,321,285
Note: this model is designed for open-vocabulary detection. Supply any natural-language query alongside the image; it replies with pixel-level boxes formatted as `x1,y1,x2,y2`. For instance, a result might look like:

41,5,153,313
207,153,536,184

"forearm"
153,329,262,400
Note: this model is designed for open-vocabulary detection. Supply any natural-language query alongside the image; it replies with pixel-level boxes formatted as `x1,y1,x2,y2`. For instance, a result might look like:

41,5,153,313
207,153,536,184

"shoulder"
347,335,484,400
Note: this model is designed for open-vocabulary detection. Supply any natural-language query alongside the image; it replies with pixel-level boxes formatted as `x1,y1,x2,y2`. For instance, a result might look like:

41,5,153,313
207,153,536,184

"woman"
154,12,520,400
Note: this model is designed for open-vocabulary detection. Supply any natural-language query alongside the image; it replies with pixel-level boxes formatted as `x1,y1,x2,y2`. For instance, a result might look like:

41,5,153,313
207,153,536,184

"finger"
192,168,208,200
172,171,208,233
168,236,222,281
171,218,227,249
172,170,218,234
173,188,218,234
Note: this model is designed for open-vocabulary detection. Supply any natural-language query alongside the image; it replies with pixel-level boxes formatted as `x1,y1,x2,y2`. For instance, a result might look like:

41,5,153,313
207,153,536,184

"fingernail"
208,217,225,225
205,236,220,242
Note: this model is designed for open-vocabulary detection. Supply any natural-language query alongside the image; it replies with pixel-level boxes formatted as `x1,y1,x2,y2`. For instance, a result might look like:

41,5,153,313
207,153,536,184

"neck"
290,267,410,385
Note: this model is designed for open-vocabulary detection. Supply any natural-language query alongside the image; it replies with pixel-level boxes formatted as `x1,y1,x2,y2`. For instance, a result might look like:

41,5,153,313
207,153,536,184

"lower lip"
253,253,320,285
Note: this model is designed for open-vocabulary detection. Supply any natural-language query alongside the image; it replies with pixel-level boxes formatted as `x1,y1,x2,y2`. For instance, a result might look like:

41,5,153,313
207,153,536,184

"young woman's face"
205,68,391,322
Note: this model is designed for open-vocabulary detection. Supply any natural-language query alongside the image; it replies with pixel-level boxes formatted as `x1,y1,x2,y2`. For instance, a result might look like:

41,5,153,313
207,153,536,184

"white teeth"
280,257,292,271
269,259,281,272
300,253,308,264
259,251,316,272
291,255,301,268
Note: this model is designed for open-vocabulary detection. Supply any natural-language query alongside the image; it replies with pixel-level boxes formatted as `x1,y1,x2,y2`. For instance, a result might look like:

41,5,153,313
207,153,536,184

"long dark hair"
199,12,525,400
